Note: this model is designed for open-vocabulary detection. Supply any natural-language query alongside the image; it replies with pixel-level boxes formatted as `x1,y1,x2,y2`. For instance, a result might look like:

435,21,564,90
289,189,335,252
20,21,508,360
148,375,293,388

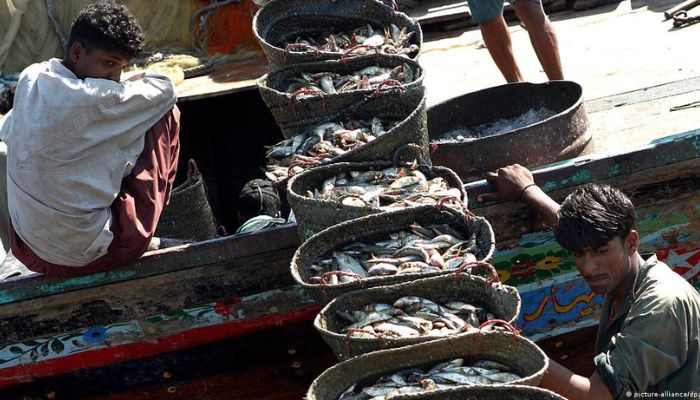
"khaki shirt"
594,255,700,399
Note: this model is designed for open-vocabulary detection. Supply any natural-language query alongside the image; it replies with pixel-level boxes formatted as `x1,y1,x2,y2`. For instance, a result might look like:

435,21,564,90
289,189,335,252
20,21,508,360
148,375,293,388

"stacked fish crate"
254,1,555,399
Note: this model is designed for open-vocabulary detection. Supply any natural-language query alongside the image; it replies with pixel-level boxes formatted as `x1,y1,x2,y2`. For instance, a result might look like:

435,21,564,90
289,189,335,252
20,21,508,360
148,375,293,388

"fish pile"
433,107,557,144
284,23,418,57
338,358,522,400
307,165,463,210
264,118,398,183
337,296,495,338
307,221,478,284
285,63,415,95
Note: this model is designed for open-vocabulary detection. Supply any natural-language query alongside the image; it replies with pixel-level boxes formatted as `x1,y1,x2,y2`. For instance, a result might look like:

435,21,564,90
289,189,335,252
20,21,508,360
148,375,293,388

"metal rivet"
167,386,177,393
163,371,172,379
292,361,301,368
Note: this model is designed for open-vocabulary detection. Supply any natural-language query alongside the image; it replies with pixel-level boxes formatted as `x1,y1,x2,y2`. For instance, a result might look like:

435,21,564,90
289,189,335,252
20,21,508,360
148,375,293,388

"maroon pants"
10,106,181,278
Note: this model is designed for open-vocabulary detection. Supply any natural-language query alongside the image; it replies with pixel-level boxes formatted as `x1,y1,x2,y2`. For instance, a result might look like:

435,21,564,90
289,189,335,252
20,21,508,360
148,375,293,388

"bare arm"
476,164,560,226
540,358,613,400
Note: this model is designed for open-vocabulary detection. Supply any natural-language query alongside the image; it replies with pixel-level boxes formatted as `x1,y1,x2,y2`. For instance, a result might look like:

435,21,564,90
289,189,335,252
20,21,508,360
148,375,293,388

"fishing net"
315,273,521,360
290,206,494,303
305,329,549,400
257,54,424,139
0,0,197,74
253,0,422,69
155,159,219,242
287,161,465,240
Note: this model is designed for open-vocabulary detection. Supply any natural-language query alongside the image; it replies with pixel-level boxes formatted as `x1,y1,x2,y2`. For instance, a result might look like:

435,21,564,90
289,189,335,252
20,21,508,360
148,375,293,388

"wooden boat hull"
0,129,698,396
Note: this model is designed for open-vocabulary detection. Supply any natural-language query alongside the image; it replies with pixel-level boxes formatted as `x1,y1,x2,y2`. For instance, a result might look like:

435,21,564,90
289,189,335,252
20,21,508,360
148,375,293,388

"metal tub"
428,81,590,182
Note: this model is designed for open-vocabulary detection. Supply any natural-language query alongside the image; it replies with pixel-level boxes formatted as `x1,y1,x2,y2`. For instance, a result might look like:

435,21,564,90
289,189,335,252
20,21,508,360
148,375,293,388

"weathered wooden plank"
0,224,300,306
584,76,700,113
467,129,700,201
175,53,268,102
0,247,301,344
470,162,700,244
0,320,337,400
1,130,698,345
0,320,598,400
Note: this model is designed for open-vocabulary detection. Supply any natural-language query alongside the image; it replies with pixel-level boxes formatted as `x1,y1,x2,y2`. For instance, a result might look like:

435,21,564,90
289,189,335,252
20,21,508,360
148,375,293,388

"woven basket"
305,330,549,400
253,0,423,69
258,54,424,139
155,159,218,241
290,206,495,303
287,161,466,240
273,90,429,190
315,273,521,360
385,385,568,400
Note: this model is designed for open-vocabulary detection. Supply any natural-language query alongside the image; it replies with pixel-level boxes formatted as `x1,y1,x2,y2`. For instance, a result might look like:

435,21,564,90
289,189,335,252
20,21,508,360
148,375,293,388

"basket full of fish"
305,325,549,400
265,89,427,186
315,273,520,360
253,0,423,69
287,160,466,239
371,385,568,400
258,54,423,139
290,205,495,303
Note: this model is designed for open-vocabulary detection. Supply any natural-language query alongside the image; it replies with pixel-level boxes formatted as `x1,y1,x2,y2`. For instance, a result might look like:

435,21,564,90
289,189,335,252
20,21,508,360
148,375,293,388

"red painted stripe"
0,304,321,389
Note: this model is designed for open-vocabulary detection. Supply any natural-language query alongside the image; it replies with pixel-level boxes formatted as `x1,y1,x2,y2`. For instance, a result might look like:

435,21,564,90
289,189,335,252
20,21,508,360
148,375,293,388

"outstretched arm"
540,359,613,400
476,164,560,227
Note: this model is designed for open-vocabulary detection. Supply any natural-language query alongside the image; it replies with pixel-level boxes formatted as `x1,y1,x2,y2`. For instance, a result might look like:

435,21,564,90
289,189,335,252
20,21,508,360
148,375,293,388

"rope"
672,10,700,27
44,0,67,50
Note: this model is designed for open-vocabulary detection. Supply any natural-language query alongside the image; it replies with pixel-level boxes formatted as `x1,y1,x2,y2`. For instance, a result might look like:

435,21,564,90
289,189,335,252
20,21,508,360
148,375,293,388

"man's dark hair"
237,179,281,222
554,183,635,252
67,1,145,56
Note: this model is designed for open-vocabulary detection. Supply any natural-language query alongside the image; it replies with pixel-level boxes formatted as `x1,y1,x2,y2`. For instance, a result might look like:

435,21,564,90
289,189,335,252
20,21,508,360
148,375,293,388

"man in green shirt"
479,164,700,399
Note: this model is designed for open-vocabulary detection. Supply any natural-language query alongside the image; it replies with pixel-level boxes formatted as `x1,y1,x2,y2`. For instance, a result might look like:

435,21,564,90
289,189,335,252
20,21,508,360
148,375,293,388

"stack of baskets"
254,1,554,399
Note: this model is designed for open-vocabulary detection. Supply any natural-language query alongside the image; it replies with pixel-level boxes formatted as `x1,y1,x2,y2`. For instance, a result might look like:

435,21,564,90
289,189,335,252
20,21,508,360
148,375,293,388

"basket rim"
256,53,424,96
313,273,522,344
286,162,467,211
269,91,427,188
252,0,422,57
289,205,495,291
306,330,550,399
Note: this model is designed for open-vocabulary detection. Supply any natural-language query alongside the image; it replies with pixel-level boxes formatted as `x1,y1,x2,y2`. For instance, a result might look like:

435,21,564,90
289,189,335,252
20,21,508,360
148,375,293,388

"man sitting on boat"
480,164,700,399
0,1,180,278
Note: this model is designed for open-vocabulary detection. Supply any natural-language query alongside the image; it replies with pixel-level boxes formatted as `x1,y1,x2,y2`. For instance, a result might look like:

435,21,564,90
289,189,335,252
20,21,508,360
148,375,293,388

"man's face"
571,232,637,295
70,43,131,82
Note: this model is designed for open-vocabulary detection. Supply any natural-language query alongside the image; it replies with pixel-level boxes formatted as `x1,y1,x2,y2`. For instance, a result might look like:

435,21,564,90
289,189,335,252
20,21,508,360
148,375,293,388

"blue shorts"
467,0,541,23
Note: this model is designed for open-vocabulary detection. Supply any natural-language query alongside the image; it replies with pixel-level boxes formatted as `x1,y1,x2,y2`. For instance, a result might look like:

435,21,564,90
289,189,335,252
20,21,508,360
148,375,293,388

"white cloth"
0,141,9,258
0,59,176,266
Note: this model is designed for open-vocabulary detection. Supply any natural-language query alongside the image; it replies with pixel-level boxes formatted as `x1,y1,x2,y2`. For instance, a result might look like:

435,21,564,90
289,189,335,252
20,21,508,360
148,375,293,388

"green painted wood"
0,224,301,305
466,128,700,204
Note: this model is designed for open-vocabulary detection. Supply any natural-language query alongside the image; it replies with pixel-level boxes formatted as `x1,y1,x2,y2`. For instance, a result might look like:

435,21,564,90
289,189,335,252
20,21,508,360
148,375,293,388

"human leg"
106,105,181,261
513,0,564,80
12,107,181,278
467,0,524,83
479,17,524,83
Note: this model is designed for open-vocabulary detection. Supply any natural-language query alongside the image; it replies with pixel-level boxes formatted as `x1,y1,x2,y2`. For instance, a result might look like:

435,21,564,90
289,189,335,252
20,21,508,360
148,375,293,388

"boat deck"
0,0,698,398
419,0,700,152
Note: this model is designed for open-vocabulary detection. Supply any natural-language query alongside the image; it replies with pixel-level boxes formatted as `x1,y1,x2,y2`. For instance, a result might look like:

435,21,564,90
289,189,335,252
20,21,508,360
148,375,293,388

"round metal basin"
428,81,590,182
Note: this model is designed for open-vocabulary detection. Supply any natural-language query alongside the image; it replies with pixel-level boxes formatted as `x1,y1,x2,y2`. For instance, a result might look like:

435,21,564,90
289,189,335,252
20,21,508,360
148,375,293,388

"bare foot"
148,237,192,251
